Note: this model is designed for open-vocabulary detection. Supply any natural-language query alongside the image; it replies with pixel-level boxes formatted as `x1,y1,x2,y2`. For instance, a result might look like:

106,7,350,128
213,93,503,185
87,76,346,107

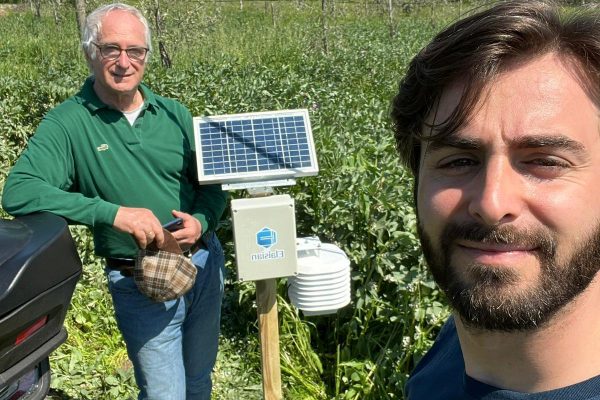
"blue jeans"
106,233,225,400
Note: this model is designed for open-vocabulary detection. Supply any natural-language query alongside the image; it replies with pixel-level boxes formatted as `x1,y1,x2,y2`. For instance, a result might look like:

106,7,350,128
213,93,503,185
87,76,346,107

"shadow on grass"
46,388,77,399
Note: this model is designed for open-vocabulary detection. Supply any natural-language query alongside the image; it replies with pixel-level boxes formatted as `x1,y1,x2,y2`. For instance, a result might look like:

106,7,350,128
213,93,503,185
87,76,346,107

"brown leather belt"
106,258,135,277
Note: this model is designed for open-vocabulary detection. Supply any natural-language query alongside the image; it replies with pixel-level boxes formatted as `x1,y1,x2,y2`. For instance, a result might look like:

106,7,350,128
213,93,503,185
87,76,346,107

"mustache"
440,222,557,257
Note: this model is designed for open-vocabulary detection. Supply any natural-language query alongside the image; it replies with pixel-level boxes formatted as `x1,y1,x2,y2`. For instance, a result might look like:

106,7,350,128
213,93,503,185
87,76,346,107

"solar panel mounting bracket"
221,179,297,193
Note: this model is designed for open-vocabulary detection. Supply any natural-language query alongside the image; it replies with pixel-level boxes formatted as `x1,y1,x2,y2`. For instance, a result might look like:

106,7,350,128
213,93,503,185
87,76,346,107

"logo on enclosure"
251,227,285,262
256,227,277,249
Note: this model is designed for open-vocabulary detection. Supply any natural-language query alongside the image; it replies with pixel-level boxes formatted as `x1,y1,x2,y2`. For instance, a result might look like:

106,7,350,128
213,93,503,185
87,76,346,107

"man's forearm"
2,172,118,227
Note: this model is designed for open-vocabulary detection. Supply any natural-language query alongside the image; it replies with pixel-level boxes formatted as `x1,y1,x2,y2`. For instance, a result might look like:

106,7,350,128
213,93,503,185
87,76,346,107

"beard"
418,221,600,332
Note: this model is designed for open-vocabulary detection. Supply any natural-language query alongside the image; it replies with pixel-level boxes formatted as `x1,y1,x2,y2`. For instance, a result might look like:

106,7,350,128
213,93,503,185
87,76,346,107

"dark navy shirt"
405,317,600,400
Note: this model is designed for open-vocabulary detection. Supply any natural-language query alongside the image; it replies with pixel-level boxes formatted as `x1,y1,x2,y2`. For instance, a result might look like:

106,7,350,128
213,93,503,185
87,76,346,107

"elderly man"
2,3,227,399
392,1,600,399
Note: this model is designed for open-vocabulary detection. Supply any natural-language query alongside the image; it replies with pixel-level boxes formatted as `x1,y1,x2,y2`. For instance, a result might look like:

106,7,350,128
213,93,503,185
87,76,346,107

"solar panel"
193,109,318,185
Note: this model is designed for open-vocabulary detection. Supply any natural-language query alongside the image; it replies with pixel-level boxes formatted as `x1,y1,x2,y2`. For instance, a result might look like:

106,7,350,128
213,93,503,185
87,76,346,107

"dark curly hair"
391,0,600,176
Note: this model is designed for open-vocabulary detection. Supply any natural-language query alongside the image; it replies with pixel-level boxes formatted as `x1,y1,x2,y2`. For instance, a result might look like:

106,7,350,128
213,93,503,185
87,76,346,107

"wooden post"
31,0,41,18
152,0,172,68
271,2,275,28
256,279,282,400
386,0,394,38
321,0,328,54
75,0,86,38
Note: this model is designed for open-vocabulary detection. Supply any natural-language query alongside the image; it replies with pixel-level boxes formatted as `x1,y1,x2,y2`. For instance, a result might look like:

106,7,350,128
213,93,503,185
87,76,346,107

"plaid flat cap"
134,228,197,302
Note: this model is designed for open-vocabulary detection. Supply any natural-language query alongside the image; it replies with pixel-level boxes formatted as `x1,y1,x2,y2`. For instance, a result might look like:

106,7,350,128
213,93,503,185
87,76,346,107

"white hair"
81,3,152,63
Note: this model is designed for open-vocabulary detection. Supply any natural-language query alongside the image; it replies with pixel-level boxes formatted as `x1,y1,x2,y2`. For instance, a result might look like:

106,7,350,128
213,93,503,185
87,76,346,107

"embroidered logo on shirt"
97,144,109,152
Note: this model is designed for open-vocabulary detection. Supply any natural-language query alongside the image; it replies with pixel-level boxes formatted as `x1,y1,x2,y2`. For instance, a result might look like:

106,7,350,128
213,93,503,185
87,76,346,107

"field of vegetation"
0,1,474,398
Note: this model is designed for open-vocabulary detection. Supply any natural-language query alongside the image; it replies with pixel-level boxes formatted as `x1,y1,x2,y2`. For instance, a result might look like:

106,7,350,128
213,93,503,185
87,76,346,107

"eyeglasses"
92,42,148,62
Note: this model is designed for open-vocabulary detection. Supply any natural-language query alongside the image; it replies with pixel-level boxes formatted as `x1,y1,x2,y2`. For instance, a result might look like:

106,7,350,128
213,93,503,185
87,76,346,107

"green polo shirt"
2,77,227,258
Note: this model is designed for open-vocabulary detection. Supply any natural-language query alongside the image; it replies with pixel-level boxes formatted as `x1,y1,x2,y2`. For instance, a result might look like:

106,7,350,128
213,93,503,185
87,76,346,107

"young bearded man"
391,1,600,398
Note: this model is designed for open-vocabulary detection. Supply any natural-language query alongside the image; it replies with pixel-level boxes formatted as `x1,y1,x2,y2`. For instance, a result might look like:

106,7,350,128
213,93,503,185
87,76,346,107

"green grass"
0,1,473,398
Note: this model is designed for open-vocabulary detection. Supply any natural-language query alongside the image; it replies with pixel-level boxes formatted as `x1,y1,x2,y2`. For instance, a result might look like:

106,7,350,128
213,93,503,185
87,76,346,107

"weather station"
193,109,319,400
